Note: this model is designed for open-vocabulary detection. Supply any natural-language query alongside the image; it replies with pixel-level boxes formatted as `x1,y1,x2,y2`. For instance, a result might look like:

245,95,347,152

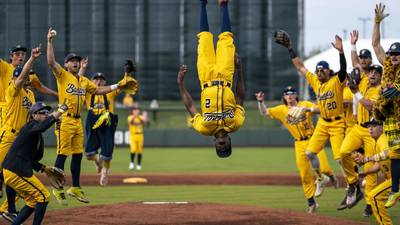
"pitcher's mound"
37,202,368,225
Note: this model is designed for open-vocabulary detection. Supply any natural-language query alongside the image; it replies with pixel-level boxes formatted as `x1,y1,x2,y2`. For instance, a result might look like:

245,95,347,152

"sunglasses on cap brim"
283,91,296,95
35,110,50,115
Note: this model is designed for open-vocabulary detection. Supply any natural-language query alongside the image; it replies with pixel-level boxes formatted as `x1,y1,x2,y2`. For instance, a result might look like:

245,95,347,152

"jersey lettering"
66,83,86,96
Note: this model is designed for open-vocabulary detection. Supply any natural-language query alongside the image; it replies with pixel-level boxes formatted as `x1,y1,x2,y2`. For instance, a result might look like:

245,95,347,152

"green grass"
41,147,342,174
33,147,399,224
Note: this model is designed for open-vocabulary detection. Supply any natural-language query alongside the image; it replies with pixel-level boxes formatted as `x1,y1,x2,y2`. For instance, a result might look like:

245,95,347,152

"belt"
203,80,231,89
296,136,311,141
358,122,368,128
322,116,341,122
66,113,81,119
134,132,143,134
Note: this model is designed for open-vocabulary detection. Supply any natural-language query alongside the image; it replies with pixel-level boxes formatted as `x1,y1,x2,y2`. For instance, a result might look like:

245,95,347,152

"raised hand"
350,30,359,45
255,91,264,101
82,57,89,69
124,60,136,73
177,65,187,84
31,44,42,59
375,3,389,23
331,35,343,53
47,27,56,42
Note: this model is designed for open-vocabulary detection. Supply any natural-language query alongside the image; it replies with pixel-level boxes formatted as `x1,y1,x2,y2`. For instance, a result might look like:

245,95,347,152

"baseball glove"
43,166,66,189
117,74,138,94
274,30,291,48
288,106,306,119
125,60,137,73
92,111,111,129
347,68,361,90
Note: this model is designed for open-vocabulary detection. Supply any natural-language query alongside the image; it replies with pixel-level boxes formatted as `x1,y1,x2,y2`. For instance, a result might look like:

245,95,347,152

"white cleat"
314,174,330,197
136,165,142,171
129,162,135,170
100,168,110,186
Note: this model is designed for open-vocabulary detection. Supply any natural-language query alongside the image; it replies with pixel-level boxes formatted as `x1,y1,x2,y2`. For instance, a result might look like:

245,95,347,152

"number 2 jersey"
191,86,245,136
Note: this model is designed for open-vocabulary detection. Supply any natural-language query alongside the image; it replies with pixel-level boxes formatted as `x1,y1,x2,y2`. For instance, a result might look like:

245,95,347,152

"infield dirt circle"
24,173,367,225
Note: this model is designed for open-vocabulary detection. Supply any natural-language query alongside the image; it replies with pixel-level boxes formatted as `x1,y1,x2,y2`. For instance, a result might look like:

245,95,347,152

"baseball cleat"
346,184,363,208
336,191,348,210
100,168,110,186
363,204,372,217
329,174,339,189
384,191,400,208
1,211,18,223
67,187,89,203
52,188,68,206
129,162,135,170
314,174,330,197
306,202,318,214
136,165,142,171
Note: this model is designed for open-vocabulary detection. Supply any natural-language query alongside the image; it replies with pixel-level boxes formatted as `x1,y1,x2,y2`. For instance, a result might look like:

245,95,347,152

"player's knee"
305,151,317,161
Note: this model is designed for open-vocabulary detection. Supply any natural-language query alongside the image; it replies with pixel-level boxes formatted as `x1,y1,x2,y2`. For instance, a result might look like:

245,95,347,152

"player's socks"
104,160,111,169
220,1,231,33
54,154,67,170
391,159,400,192
307,197,316,206
12,205,34,224
5,186,16,213
71,153,83,187
131,153,136,163
200,0,209,32
138,154,143,165
33,202,48,224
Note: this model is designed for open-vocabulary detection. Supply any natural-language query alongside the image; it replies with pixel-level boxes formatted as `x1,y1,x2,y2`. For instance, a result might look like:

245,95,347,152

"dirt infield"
30,202,368,225
20,174,369,225
41,173,348,187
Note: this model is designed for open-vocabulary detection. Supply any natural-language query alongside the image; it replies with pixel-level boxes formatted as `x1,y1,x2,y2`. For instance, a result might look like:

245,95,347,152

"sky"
305,0,400,55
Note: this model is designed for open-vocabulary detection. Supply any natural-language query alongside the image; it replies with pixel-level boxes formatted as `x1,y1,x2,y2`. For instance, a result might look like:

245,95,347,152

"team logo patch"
318,91,334,100
66,83,86,96
22,96,33,109
204,110,234,121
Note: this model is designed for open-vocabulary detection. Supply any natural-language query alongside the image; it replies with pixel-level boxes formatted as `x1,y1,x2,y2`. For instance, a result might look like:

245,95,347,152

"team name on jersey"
204,110,234,121
92,103,105,109
317,91,334,100
22,96,33,109
66,83,86,96
286,114,306,125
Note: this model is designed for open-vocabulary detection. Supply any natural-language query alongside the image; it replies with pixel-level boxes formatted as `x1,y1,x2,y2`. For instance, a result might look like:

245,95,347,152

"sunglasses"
36,110,49,115
283,91,296,96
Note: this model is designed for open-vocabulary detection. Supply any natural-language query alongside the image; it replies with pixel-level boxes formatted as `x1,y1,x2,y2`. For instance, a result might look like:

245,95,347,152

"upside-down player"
256,87,338,213
178,0,245,157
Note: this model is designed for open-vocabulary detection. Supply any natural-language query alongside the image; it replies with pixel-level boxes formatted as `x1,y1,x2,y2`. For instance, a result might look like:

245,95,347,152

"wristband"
258,100,263,103
110,84,118,91
288,48,297,59
354,92,363,101
57,108,65,113
351,44,357,52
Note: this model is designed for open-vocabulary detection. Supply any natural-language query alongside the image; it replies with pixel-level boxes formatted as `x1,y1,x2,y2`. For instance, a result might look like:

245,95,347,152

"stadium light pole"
358,17,371,39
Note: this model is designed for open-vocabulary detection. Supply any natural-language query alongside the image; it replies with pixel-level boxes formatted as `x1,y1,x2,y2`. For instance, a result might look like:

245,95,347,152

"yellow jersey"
357,76,380,124
191,86,245,136
53,66,97,116
3,81,35,131
376,134,390,180
85,90,118,115
128,115,145,135
268,101,316,141
343,87,355,128
305,71,345,118
0,59,15,102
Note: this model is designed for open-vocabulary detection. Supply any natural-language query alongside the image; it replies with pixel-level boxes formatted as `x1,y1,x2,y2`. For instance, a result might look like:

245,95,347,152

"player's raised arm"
350,30,361,69
47,27,61,76
234,53,245,106
177,65,197,117
255,91,269,116
331,35,347,83
372,3,389,65
78,57,89,76
274,30,308,76
15,44,41,90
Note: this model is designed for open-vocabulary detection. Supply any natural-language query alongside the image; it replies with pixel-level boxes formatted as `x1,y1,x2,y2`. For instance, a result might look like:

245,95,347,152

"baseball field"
12,147,400,225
